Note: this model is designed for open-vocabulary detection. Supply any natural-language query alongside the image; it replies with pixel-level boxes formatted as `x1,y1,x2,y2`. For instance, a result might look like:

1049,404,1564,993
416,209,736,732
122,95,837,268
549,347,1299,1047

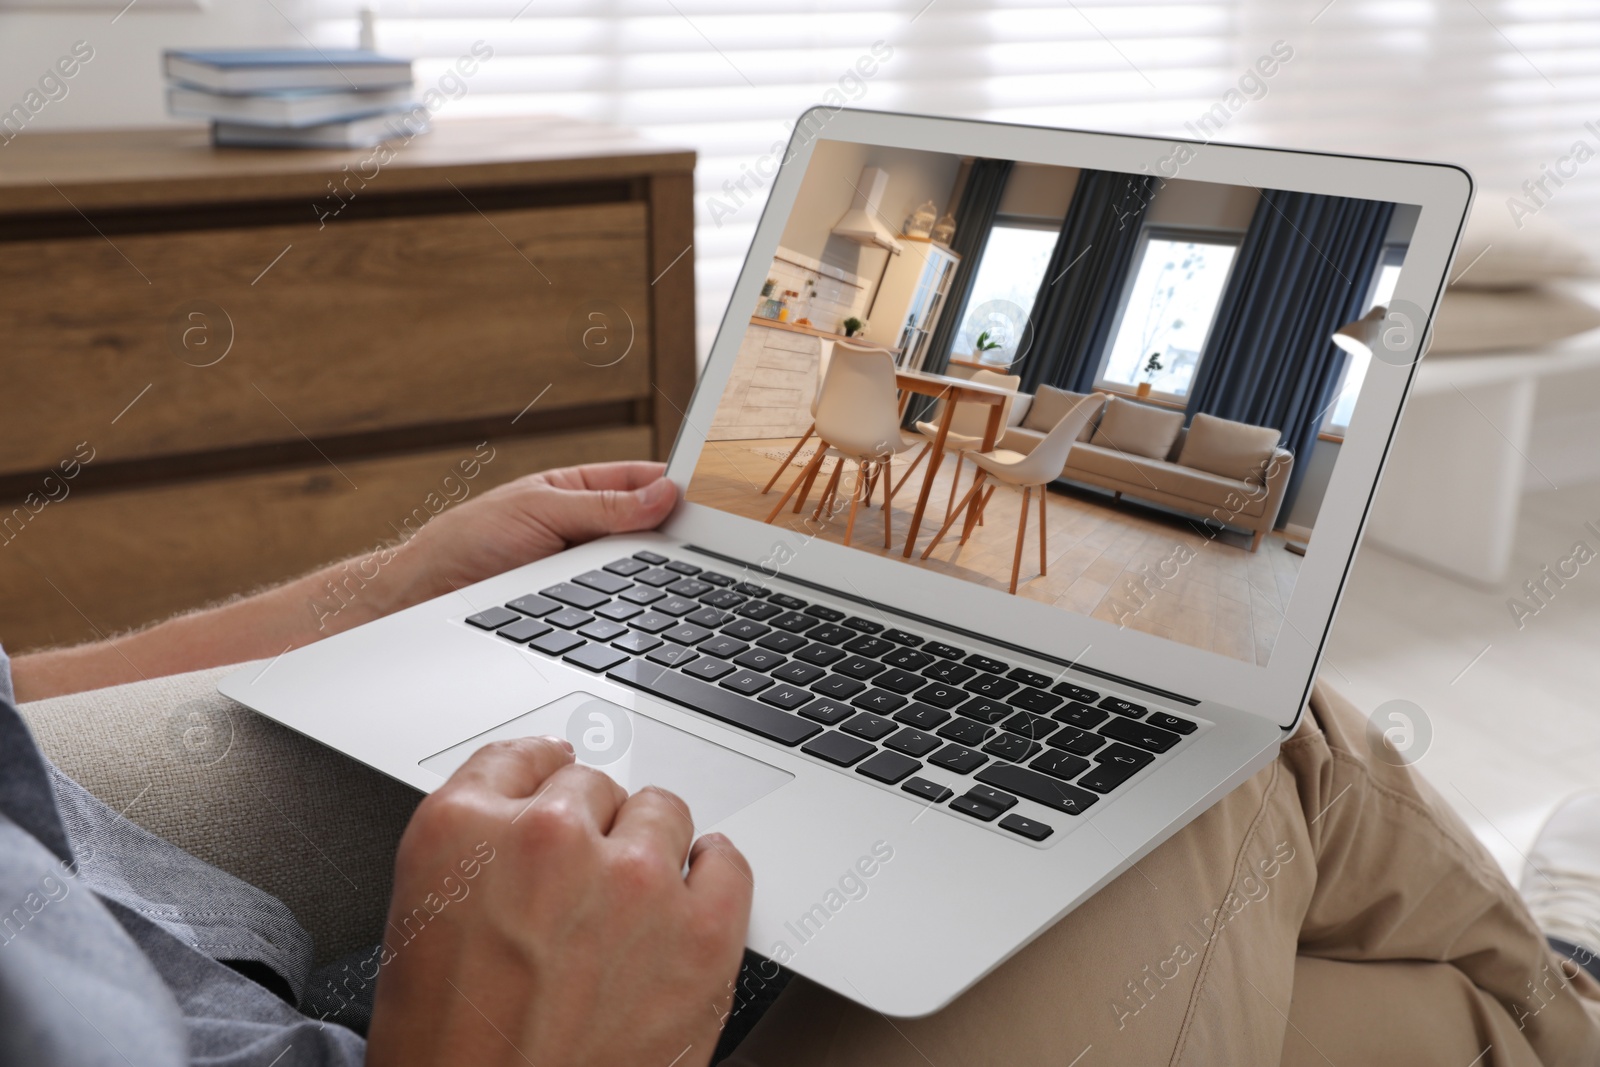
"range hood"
831,166,903,254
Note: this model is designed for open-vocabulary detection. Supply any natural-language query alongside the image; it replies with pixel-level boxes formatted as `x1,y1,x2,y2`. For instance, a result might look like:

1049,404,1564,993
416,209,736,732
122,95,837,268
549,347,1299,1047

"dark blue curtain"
1017,170,1159,395
1185,191,1395,519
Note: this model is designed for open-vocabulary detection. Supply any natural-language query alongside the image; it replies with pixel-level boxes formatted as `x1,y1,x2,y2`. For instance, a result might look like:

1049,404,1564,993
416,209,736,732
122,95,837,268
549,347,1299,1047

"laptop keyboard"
463,550,1202,845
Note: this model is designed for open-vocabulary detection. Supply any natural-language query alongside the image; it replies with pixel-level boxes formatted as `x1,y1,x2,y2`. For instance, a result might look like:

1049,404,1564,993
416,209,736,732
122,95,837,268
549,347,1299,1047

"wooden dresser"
0,117,696,651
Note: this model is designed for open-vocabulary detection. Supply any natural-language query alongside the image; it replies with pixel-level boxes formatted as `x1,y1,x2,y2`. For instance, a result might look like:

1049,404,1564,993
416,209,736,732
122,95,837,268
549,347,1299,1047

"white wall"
0,0,305,134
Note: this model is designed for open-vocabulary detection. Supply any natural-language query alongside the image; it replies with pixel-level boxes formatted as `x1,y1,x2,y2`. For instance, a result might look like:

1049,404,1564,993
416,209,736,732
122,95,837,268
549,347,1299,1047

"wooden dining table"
892,368,1020,558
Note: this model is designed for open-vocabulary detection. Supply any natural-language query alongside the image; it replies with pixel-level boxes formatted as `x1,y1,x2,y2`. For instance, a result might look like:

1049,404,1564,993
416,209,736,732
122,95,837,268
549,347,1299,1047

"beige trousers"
22,670,1600,1065
727,683,1600,1066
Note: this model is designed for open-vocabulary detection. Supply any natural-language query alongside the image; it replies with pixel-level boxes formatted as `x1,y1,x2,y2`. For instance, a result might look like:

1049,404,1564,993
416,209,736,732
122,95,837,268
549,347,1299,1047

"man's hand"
366,736,753,1067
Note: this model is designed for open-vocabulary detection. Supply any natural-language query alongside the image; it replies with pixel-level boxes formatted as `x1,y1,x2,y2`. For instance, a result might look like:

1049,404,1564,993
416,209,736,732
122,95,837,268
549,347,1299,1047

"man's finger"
609,785,697,867
543,461,667,494
448,735,574,798
685,832,755,918
530,763,630,834
539,478,678,545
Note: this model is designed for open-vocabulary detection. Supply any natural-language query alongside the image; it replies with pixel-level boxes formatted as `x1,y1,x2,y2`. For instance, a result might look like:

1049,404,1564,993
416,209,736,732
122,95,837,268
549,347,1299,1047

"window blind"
307,0,1598,359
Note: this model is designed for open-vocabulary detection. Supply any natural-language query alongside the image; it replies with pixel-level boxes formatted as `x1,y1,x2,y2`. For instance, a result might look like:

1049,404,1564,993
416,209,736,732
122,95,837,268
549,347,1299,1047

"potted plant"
842,316,863,338
1136,352,1163,398
974,330,1004,363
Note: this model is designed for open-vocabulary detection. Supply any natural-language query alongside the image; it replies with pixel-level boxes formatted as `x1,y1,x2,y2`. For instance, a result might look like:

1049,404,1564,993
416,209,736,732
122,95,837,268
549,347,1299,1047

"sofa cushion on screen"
1177,413,1282,484
1089,397,1184,459
1023,385,1102,441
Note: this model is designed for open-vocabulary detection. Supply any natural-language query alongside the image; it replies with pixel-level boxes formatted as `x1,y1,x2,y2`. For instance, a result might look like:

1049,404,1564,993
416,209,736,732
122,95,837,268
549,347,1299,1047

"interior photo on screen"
687,137,1416,667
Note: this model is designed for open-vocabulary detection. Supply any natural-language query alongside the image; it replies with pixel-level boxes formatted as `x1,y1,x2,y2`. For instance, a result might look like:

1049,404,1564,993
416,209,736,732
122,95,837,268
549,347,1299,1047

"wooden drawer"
0,201,652,476
0,425,651,652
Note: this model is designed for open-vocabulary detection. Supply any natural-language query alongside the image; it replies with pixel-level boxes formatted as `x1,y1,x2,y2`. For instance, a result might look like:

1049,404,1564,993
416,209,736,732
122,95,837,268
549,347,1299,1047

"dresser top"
0,115,695,214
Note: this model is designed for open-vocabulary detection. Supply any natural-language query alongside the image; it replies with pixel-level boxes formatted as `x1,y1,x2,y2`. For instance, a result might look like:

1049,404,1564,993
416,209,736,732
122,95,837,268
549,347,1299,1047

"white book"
212,112,429,150
168,85,416,128
164,49,414,93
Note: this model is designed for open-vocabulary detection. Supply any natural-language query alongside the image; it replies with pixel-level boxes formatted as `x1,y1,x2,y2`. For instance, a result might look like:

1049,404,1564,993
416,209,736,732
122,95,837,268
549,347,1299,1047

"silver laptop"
220,109,1470,1017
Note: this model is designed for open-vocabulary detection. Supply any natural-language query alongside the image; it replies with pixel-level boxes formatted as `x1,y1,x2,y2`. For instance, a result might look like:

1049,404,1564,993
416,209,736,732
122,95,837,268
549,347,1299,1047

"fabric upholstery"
1449,198,1594,289
1066,443,1270,517
1090,397,1184,459
1178,413,1283,484
1022,385,1103,441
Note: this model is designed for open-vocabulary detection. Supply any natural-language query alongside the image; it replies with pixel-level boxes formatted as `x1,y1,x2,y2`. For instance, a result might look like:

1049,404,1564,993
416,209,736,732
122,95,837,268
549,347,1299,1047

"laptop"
219,108,1471,1018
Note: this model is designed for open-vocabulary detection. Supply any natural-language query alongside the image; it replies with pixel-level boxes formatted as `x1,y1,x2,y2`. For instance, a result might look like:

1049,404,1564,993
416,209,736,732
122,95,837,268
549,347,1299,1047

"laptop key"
700,590,746,609
663,623,713,646
885,728,940,758
1148,712,1198,735
857,750,921,784
902,777,954,803
607,660,819,746
666,579,713,599
1078,758,1144,794
574,569,633,595
812,674,866,699
1008,687,1063,714
914,683,967,710
757,631,807,654
964,653,1009,675
578,620,628,642
894,702,951,730
700,571,735,587
772,661,825,686
999,813,1054,841
937,716,994,745
843,635,894,657
496,617,553,643
1095,742,1156,769
807,624,853,645
530,631,584,656
801,730,874,766
1053,682,1100,703
968,785,1019,813
1100,717,1180,753
769,611,816,633
621,586,667,605
664,560,701,575
721,670,773,696
841,712,896,741
798,697,853,725
467,606,521,630
976,764,1098,816
922,641,965,660
836,656,886,681
687,607,737,628
565,643,629,673
632,550,669,565
603,558,649,577
882,628,923,646
1053,701,1110,729
842,616,884,634
875,668,928,695
1031,751,1091,782
1001,711,1058,740
723,619,771,640
803,604,845,622
950,795,1002,822
768,593,807,610
929,742,987,774
1045,723,1107,756
681,656,732,680
731,581,769,597
507,594,561,617
852,688,906,714
646,643,699,668
1006,667,1053,689
653,597,700,617
760,684,813,711
613,631,662,655
596,601,645,623
541,582,609,610
734,648,786,672
699,636,749,659
1100,696,1147,718
795,643,848,667
882,647,934,671
983,733,1040,762
634,568,679,588
548,608,594,629
957,696,1011,725
964,673,1017,698
922,660,975,685
737,601,783,622
629,611,677,634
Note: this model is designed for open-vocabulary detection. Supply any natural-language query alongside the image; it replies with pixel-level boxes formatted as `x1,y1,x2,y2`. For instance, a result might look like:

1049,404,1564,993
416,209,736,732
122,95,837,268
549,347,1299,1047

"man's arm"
11,461,677,702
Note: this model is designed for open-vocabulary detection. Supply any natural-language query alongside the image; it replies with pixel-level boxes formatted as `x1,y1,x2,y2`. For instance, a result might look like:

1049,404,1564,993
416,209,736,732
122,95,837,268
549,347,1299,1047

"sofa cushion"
1065,443,1271,517
1090,397,1184,459
1178,413,1282,484
998,425,1046,453
1022,386,1102,442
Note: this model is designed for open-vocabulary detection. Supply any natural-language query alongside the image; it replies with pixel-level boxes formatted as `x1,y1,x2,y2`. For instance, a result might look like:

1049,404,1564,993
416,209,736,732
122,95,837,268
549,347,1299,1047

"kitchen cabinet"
862,237,959,370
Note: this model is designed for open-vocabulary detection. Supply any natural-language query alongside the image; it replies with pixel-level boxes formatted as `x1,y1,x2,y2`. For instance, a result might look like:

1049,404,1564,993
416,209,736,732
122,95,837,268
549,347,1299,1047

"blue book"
164,49,413,94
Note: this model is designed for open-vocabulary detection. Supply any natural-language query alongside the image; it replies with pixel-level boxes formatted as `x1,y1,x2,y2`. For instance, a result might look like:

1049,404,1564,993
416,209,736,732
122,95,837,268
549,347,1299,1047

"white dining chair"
759,338,835,495
919,393,1101,593
887,368,1020,523
765,346,916,548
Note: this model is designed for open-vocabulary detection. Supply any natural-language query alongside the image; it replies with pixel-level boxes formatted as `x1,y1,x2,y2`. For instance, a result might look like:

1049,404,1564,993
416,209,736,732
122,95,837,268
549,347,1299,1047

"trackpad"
420,692,792,831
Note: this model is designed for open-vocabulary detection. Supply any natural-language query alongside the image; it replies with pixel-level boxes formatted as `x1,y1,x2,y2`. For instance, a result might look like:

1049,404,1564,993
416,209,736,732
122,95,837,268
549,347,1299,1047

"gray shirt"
0,649,365,1066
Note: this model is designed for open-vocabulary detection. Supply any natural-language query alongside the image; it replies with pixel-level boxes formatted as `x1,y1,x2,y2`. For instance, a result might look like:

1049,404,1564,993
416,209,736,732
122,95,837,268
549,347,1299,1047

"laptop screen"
685,134,1417,669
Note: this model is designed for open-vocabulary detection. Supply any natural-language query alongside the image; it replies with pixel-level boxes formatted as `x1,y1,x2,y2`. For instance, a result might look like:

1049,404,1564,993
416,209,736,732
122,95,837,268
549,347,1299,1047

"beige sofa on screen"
994,385,1294,552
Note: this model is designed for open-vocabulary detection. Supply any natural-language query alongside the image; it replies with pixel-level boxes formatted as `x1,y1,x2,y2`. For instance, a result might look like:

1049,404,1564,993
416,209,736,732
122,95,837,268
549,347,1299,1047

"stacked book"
163,49,423,149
